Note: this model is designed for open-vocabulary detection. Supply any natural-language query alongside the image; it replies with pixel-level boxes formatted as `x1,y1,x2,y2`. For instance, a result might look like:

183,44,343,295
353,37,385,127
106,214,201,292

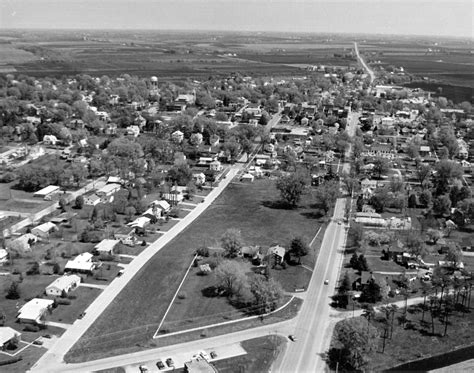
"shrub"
178,292,187,300
196,247,210,257
6,281,21,300
23,325,39,332
55,298,71,305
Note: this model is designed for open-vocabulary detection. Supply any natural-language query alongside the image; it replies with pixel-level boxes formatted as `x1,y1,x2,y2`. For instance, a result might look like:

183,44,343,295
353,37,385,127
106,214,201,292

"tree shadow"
201,286,220,298
261,200,293,210
300,211,324,220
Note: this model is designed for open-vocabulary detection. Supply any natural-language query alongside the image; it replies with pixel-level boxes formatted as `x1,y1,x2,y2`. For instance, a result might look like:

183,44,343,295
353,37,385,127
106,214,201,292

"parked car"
139,365,148,373
210,351,217,359
156,360,165,370
166,358,174,367
78,312,86,319
199,350,210,361
288,335,297,342
324,279,329,285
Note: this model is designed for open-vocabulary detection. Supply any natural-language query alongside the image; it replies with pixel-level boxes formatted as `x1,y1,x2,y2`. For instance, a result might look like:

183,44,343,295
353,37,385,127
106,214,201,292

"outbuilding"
0,327,21,350
33,185,60,199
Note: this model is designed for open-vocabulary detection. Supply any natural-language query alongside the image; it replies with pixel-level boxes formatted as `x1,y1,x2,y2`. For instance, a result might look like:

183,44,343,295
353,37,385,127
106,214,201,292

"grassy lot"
213,336,286,373
365,304,474,371
66,178,321,361
0,345,48,373
49,287,102,324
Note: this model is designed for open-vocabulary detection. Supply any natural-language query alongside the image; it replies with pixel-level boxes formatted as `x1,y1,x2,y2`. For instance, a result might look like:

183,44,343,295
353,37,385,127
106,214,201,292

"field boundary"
153,296,295,339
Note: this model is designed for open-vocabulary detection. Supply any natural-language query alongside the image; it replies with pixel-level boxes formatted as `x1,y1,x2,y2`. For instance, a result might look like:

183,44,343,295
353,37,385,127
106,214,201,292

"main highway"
354,42,375,85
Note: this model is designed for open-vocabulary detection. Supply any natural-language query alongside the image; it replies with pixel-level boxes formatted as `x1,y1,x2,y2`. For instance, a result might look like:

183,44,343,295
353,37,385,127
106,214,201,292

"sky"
1,0,472,38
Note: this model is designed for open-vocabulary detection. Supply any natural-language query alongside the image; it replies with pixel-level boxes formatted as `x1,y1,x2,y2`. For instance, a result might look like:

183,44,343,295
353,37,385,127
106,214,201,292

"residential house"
83,193,101,206
96,183,121,203
114,226,136,245
457,139,469,159
127,216,151,230
172,130,184,144
419,145,431,157
33,185,60,200
142,206,162,220
0,327,21,350
269,245,286,265
149,200,171,214
209,160,223,172
25,116,41,125
50,212,75,225
9,233,38,252
162,191,184,205
104,123,118,135
64,252,96,274
240,173,255,183
126,125,140,137
43,135,58,145
94,239,119,255
31,222,57,238
17,298,54,324
193,172,206,186
45,274,81,297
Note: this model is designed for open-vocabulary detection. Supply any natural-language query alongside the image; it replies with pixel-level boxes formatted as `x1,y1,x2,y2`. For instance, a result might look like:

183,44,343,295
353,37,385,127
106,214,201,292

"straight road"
31,164,244,372
354,42,375,85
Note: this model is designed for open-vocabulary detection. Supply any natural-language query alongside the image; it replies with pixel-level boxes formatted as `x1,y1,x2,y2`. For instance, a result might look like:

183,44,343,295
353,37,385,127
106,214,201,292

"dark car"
210,351,217,359
288,335,297,342
166,358,174,367
78,312,86,319
156,360,165,370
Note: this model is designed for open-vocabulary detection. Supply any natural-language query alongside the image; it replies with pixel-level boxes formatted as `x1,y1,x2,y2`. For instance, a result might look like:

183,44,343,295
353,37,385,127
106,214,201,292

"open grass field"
65,178,321,361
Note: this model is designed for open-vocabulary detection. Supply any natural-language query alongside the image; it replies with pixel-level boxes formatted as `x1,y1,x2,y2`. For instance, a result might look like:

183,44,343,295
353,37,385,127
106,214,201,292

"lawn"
213,335,286,373
49,287,102,324
0,345,48,373
66,178,322,361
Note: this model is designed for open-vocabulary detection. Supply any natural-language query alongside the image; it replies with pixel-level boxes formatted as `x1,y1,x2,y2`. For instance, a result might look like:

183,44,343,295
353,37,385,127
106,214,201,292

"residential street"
30,164,244,372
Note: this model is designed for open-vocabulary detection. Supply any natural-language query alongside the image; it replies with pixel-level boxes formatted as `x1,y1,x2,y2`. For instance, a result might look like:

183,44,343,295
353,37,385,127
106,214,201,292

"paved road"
354,42,375,85
31,164,244,372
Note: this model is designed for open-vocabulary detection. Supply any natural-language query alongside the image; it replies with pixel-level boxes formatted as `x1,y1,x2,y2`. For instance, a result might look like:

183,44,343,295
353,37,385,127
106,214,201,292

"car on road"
338,220,342,225
324,279,329,285
156,359,165,370
166,358,174,367
199,350,210,361
288,335,297,342
139,365,148,373
210,351,217,359
78,312,86,319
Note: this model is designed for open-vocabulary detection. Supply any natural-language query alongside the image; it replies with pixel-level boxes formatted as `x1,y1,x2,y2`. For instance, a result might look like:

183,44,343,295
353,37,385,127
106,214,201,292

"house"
104,123,118,135
419,145,431,157
107,176,124,185
83,193,101,206
50,212,75,225
209,160,223,172
184,358,218,373
17,298,54,324
9,233,38,252
142,206,162,220
162,191,184,205
33,185,60,200
269,245,286,265
43,135,58,145
176,93,195,105
64,252,96,274
31,222,57,238
114,226,136,245
0,249,7,264
45,274,81,296
193,173,206,186
126,125,140,137
240,173,255,183
0,327,21,350
94,239,119,255
96,183,121,203
172,130,184,144
127,216,151,230
149,200,171,214
457,139,469,159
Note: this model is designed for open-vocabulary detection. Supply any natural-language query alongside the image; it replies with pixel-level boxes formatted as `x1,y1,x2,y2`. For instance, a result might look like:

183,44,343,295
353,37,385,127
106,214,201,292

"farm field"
65,178,323,362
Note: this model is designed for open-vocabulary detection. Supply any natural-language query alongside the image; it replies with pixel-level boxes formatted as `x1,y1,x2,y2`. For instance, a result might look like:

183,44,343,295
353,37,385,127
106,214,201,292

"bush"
23,325,40,332
0,172,16,183
178,292,187,300
196,247,210,257
26,262,40,276
55,298,71,305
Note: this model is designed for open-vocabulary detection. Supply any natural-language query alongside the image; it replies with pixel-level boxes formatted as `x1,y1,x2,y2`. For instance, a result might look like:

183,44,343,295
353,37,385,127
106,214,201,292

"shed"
128,216,151,229
240,173,255,183
31,222,57,238
33,185,60,199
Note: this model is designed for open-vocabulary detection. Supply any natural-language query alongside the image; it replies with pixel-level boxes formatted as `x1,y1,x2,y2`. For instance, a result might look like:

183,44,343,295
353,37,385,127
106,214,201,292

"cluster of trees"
349,253,369,272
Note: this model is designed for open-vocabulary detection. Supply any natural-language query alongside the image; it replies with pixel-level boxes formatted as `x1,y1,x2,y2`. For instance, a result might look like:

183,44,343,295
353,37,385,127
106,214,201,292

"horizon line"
0,28,472,40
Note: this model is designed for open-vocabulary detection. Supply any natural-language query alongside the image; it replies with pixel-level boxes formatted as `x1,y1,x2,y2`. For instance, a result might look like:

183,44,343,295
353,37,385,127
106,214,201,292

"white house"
83,193,101,206
43,135,58,145
9,233,38,252
45,275,81,297
149,200,171,214
17,298,54,324
96,183,121,203
114,226,136,245
0,249,7,264
193,172,206,186
171,130,184,144
31,222,57,238
269,245,286,264
162,192,184,205
94,239,119,255
0,327,21,350
240,173,255,183
127,216,151,229
65,252,96,274
126,125,140,137
33,185,60,199
209,160,223,172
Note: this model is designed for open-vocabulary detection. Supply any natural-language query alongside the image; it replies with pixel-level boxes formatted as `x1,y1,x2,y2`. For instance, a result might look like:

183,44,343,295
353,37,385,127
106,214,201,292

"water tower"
149,76,160,98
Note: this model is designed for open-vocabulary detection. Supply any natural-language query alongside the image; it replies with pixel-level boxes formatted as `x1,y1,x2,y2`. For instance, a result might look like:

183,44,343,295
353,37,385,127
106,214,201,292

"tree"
52,262,61,274
275,172,308,208
426,228,443,245
215,260,248,297
313,180,340,214
6,281,20,299
419,190,432,208
290,236,309,264
339,272,351,293
360,279,382,303
350,252,359,269
74,195,84,209
445,245,463,269
433,194,452,217
250,276,283,314
327,317,379,371
372,157,389,179
358,254,369,272
221,228,243,258
408,194,417,208
168,163,193,186
341,172,360,196
406,231,428,258
434,160,463,195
